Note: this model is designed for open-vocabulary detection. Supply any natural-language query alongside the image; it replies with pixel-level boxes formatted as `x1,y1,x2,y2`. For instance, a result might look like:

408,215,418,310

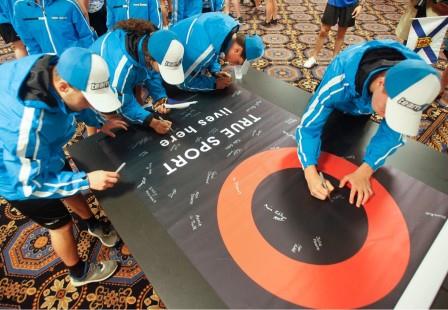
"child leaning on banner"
296,40,440,207
303,0,363,68
90,19,185,134
0,47,128,287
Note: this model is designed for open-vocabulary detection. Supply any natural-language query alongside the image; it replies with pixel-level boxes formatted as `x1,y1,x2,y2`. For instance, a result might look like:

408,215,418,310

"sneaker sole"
70,262,118,287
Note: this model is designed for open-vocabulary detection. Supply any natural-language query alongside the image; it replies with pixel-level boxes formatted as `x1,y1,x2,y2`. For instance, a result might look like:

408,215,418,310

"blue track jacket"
90,29,166,125
106,0,163,30
13,0,95,55
0,0,15,24
171,0,202,23
296,40,423,171
0,54,103,201
170,13,238,91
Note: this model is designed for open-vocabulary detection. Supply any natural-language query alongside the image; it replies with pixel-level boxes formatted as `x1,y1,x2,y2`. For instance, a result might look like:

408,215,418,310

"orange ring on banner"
217,147,410,308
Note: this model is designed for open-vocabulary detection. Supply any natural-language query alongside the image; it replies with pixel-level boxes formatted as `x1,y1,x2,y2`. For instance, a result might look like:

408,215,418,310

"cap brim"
159,65,185,85
82,88,122,113
385,97,422,136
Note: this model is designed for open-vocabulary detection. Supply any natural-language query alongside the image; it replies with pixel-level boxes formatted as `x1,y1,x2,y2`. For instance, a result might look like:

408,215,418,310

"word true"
220,114,262,139
163,137,220,175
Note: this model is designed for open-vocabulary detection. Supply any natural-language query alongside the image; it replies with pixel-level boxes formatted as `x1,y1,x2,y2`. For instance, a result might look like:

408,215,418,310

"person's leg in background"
333,26,348,56
265,0,273,25
224,0,242,21
303,23,331,68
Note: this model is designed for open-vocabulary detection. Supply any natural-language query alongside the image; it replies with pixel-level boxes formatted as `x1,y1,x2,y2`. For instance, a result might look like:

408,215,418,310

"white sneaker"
303,57,317,69
70,260,118,287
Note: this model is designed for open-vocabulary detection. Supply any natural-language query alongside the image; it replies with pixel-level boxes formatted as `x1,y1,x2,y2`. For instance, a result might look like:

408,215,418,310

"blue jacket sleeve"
296,64,347,168
172,0,184,23
118,92,153,125
179,70,216,92
2,114,89,199
13,6,42,54
145,70,167,102
75,108,104,128
0,3,10,24
148,0,162,29
209,55,221,74
363,120,404,171
112,66,153,125
106,1,115,30
212,0,225,11
70,2,96,47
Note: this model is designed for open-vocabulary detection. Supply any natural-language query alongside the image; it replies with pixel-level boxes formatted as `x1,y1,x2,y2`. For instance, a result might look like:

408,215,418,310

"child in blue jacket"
0,47,128,287
106,0,163,29
90,19,185,134
0,0,27,58
13,0,95,55
297,40,440,207
170,12,264,92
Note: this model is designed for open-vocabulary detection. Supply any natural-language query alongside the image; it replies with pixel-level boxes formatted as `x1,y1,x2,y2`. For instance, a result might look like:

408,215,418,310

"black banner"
97,86,448,308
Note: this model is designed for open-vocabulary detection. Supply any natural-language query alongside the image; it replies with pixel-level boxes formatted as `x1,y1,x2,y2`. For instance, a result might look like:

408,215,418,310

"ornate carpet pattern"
0,0,446,308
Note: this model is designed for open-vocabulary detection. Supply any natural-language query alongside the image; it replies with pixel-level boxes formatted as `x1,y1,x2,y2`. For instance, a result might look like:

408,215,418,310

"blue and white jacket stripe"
0,54,102,201
13,0,95,55
296,40,424,171
90,29,166,124
170,13,238,91
106,0,163,30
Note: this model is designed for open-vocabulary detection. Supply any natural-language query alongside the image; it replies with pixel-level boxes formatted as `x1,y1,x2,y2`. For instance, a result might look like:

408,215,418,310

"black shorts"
8,161,75,230
9,198,72,230
0,23,19,44
321,3,357,28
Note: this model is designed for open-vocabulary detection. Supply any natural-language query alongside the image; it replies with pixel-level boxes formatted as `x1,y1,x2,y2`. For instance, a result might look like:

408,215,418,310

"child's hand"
304,166,334,200
339,163,374,207
149,118,172,134
352,5,362,18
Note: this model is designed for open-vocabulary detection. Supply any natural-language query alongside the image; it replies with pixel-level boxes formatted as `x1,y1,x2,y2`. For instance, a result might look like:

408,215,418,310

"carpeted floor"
0,0,446,308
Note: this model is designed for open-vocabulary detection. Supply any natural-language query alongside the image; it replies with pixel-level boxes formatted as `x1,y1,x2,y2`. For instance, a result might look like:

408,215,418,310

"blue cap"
147,30,185,85
56,47,92,91
56,47,121,113
385,59,440,136
244,35,264,61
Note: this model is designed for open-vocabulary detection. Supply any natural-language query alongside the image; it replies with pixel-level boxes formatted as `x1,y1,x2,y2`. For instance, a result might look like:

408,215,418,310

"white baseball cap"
385,59,440,136
56,47,122,113
147,30,185,85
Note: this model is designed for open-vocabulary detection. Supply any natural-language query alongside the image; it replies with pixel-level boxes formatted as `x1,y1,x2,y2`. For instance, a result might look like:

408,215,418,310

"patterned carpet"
0,0,447,308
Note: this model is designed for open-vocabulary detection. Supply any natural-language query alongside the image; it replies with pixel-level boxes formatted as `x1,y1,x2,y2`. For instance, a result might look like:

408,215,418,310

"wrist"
358,163,374,177
304,165,318,180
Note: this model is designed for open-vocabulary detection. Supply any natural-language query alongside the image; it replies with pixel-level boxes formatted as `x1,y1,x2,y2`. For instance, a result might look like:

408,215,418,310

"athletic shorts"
321,3,357,28
9,161,74,230
9,198,72,230
0,23,19,44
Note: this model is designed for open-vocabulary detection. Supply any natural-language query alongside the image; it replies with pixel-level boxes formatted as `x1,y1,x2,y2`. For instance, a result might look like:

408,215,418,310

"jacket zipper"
41,0,58,54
